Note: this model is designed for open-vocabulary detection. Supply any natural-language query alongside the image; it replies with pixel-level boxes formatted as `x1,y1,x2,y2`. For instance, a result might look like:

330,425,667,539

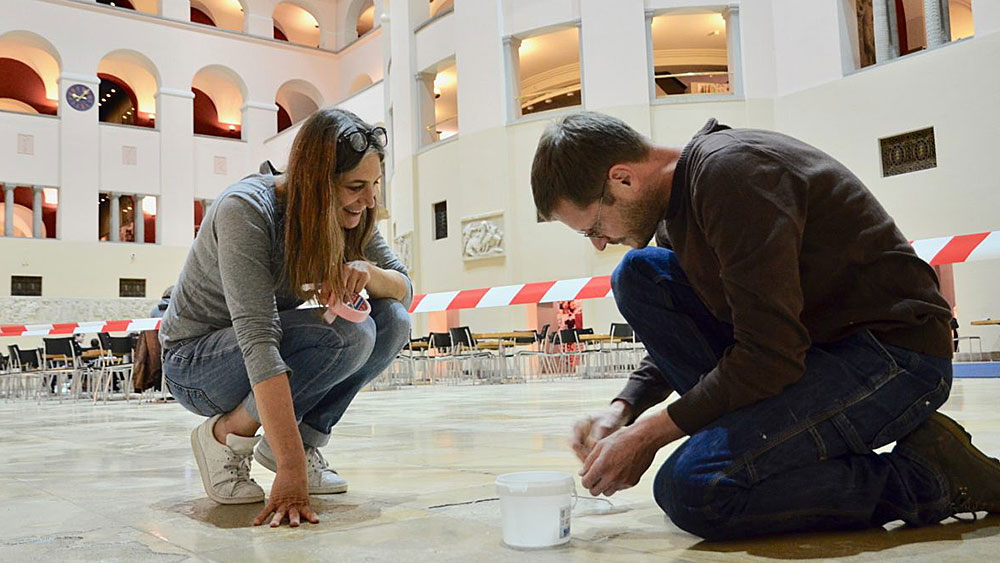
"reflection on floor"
1,379,999,562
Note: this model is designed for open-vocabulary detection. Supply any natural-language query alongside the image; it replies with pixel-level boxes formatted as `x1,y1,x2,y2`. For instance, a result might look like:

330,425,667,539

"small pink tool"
324,293,371,324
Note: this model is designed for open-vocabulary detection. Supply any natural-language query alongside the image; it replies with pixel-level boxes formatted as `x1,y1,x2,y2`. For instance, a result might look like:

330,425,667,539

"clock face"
66,84,95,111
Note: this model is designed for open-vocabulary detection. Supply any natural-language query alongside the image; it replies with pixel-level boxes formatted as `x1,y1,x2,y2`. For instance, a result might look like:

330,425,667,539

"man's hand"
341,261,372,301
579,409,685,497
571,400,632,462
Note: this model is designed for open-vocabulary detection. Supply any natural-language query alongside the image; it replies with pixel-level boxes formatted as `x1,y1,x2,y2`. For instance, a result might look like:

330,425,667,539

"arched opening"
0,185,57,238
348,73,373,96
97,0,135,10
273,2,321,47
274,23,289,41
356,0,374,36
275,79,322,133
0,31,61,116
429,0,454,18
97,50,159,128
190,0,244,32
191,65,246,139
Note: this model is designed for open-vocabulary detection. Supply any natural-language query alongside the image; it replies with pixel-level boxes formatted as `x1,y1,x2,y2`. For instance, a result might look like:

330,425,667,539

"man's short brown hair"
531,111,650,220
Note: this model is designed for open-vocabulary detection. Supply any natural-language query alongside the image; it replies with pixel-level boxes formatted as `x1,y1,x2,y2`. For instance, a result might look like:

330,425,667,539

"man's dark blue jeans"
611,246,954,541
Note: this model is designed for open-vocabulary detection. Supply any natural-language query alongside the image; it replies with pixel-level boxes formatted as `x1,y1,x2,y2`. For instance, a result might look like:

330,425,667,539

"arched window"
97,0,136,10
275,79,322,132
191,0,244,32
356,0,374,36
97,50,159,128
273,2,320,47
348,73,373,96
192,65,246,139
0,31,61,116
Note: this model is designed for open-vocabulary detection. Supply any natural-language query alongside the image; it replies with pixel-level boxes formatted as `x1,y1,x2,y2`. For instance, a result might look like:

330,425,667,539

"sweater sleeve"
613,353,675,424
214,196,290,386
667,144,812,434
364,229,414,310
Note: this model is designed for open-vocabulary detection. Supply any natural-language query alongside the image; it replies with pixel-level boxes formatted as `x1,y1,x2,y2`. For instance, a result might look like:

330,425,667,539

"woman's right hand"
253,468,319,528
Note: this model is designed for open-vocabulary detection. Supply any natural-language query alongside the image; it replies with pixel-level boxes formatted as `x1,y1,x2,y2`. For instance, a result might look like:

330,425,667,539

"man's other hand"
571,400,631,462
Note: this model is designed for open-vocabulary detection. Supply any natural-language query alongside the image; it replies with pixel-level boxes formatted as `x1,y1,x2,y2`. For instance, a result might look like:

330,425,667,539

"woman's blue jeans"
612,247,954,540
163,299,410,447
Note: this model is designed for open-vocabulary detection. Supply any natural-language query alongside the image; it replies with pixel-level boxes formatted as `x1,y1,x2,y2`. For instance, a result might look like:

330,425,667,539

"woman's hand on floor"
253,468,319,528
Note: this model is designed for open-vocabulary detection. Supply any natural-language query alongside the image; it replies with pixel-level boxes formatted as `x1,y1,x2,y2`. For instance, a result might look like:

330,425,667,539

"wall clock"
66,84,95,111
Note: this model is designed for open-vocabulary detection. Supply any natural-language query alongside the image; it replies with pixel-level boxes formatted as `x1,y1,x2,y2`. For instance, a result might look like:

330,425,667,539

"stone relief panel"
393,231,413,274
461,212,504,261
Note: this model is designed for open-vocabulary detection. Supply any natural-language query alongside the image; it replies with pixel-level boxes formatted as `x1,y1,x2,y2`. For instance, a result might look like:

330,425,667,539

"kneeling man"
530,112,1000,540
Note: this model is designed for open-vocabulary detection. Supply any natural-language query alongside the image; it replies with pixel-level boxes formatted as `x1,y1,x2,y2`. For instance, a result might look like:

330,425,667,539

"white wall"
0,111,60,187
414,10,455,71
193,136,251,198
98,124,161,194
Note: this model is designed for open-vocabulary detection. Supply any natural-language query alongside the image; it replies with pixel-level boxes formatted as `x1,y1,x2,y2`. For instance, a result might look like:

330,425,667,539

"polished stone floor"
2,378,999,562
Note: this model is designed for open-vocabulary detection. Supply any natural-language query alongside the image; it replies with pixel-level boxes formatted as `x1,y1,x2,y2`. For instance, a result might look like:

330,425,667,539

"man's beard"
615,196,664,248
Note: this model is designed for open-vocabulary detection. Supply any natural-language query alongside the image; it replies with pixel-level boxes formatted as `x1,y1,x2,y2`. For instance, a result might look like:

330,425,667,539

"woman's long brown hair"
281,108,383,305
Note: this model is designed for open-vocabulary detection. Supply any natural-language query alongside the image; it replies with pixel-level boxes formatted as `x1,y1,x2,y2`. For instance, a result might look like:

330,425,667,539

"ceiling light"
229,125,236,131
567,92,574,97
526,105,534,110
111,89,116,93
545,99,552,103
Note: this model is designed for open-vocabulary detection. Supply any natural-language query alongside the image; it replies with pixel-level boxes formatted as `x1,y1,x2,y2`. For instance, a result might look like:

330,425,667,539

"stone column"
925,0,950,47
110,192,120,242
157,87,195,247
724,4,744,97
873,0,898,63
502,37,522,121
241,101,279,171
415,71,438,146
134,194,145,244
58,73,101,242
159,0,189,21
32,186,43,238
4,185,14,237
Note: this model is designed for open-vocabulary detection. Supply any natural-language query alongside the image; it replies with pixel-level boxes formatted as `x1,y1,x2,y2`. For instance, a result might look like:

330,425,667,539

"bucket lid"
495,471,575,496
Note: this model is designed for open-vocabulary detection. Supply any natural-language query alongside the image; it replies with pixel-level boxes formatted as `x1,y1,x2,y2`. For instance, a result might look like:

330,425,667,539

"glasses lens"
347,131,368,152
370,127,388,148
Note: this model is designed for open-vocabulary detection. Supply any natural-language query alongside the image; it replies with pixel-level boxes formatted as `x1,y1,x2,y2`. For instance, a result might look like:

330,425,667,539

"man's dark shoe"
898,411,1000,516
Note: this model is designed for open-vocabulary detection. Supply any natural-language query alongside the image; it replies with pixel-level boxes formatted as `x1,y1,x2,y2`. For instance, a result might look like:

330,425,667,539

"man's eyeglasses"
339,126,388,153
580,178,608,239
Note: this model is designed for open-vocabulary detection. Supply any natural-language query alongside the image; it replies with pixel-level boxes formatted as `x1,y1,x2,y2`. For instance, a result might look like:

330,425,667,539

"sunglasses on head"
338,126,388,153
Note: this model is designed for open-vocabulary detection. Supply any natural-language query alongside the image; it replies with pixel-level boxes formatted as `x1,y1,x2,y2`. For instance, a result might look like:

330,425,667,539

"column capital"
502,35,522,48
157,87,196,100
242,101,280,112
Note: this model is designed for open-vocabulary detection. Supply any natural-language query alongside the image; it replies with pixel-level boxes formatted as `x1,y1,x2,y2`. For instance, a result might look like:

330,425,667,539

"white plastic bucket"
495,471,576,549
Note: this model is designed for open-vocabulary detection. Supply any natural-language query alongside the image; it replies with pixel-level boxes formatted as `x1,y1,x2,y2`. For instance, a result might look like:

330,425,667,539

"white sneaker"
254,436,348,494
190,414,265,504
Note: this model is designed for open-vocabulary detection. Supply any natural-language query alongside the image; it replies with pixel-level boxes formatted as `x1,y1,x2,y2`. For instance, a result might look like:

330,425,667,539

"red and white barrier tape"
0,319,161,338
409,230,1000,314
2,230,997,336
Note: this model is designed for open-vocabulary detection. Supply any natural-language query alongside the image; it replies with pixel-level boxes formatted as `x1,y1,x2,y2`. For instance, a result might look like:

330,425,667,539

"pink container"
324,293,371,324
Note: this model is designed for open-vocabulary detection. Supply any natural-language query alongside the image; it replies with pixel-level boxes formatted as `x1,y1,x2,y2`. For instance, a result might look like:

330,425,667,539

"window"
99,193,157,243
433,201,448,240
11,275,42,297
1,185,58,238
417,59,458,147
119,278,146,298
509,27,582,118
650,11,731,98
849,0,974,69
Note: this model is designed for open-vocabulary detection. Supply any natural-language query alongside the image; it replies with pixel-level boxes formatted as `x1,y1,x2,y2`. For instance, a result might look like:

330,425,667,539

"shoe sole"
254,447,348,494
191,426,264,505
